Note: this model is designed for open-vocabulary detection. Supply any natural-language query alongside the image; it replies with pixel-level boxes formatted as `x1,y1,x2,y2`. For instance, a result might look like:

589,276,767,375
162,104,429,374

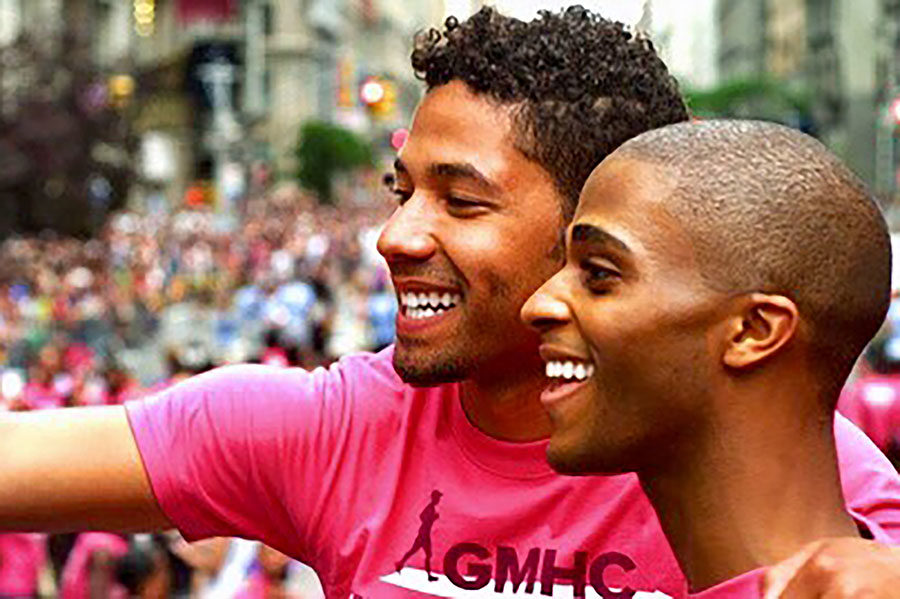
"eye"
391,188,413,205
446,196,487,216
580,260,619,294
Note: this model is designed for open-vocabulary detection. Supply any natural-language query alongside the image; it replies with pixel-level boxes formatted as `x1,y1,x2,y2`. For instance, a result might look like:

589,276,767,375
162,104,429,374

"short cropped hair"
411,5,689,217
618,120,892,395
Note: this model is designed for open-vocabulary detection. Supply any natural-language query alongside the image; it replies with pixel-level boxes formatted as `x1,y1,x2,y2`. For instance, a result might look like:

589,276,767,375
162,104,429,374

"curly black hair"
411,5,690,217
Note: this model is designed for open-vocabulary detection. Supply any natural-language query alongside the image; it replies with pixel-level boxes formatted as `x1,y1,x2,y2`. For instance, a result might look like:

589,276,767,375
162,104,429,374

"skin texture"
522,153,858,591
0,406,169,532
763,538,900,598
378,80,564,441
522,156,720,475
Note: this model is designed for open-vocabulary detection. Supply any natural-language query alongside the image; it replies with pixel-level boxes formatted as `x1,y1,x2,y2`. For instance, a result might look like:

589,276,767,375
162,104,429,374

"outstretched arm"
0,405,171,532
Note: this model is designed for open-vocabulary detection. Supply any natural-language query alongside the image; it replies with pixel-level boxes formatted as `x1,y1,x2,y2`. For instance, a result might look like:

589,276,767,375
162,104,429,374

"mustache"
389,262,464,287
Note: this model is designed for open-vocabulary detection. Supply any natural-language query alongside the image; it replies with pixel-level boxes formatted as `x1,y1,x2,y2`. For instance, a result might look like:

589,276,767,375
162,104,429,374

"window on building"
263,1,274,36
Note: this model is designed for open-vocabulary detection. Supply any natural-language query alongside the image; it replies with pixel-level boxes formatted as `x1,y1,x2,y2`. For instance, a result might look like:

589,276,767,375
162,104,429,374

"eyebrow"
570,224,631,254
392,158,499,192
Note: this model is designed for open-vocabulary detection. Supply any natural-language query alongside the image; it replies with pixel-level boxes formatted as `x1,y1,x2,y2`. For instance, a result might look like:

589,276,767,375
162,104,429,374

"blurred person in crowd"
164,534,229,597
259,329,291,368
23,343,67,410
522,120,896,596
59,532,130,599
2,6,900,599
0,533,46,598
115,535,173,599
366,270,397,352
236,545,296,599
838,312,900,467
102,364,144,406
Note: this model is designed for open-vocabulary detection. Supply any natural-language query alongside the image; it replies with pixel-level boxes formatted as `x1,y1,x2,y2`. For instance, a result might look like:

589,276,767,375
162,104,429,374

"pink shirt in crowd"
126,347,900,599
839,375,900,453
60,532,129,599
0,533,45,597
23,381,65,410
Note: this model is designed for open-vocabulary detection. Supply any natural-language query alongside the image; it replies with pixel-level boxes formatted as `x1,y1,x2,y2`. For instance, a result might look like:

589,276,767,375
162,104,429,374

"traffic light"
890,96,900,127
360,76,396,119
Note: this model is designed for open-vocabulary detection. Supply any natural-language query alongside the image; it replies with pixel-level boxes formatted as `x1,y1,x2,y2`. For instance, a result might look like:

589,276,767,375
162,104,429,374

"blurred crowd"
0,179,396,408
0,177,396,597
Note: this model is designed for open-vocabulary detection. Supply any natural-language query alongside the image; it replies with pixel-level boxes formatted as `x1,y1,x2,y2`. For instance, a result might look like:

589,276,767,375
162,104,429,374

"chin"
546,441,629,477
392,346,472,386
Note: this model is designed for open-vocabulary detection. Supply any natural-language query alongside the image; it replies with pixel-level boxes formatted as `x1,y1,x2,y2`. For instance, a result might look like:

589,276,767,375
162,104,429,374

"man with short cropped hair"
523,119,896,596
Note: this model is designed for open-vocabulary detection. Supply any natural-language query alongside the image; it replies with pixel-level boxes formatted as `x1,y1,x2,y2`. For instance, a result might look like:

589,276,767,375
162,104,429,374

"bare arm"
0,405,172,532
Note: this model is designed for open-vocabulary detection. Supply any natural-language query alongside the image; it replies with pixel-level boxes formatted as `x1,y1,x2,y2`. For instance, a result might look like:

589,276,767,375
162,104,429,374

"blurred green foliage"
295,120,375,203
685,77,811,121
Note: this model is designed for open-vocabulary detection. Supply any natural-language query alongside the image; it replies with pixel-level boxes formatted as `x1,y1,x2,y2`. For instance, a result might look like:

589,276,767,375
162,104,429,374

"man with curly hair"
2,6,900,598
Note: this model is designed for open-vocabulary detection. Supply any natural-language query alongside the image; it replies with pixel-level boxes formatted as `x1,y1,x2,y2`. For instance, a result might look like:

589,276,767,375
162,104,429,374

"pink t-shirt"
839,375,900,453
0,533,46,597
60,532,129,599
126,347,900,599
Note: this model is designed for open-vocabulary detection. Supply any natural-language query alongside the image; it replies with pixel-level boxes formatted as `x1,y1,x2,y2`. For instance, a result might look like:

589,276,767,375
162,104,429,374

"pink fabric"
23,381,64,410
126,347,900,599
0,533,46,597
839,375,900,452
60,533,129,599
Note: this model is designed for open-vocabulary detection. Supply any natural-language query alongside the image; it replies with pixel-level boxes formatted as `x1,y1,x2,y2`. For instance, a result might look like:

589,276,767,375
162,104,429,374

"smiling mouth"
399,291,462,320
542,359,595,402
545,359,594,381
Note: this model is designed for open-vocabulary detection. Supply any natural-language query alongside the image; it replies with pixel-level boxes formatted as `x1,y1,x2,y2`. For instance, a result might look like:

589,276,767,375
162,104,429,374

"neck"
639,384,857,592
460,350,552,442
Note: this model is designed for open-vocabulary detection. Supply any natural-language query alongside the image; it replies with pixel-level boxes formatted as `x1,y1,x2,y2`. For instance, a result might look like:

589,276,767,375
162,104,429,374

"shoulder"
148,346,404,406
834,411,896,478
835,412,900,537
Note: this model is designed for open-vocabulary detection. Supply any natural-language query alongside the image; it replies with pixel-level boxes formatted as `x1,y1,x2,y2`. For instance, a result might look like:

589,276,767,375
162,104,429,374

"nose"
377,196,437,264
521,272,573,333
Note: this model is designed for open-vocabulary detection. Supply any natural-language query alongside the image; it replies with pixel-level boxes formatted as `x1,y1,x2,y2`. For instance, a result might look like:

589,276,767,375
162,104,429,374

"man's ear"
722,293,799,370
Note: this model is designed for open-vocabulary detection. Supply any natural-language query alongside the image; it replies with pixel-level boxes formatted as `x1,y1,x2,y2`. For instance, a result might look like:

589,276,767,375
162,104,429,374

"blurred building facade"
0,0,446,222
650,0,718,89
0,0,140,237
713,0,889,192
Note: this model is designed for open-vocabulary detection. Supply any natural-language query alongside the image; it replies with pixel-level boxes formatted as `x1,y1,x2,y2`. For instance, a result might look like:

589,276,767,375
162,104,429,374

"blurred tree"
685,77,816,135
0,13,135,239
295,120,374,203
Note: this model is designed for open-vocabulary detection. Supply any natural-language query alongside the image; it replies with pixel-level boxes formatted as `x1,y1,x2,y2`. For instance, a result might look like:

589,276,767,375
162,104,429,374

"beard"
392,336,478,386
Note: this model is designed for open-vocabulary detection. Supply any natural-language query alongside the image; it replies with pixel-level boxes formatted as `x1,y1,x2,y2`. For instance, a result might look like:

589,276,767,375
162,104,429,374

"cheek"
466,222,562,299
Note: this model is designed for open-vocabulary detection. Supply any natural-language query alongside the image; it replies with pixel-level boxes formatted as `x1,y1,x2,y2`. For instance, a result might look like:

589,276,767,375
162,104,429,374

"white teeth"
400,290,462,316
544,360,594,382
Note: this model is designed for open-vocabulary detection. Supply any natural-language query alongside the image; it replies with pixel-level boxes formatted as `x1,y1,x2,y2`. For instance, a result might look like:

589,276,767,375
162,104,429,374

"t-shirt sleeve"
124,361,365,557
836,412,900,540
